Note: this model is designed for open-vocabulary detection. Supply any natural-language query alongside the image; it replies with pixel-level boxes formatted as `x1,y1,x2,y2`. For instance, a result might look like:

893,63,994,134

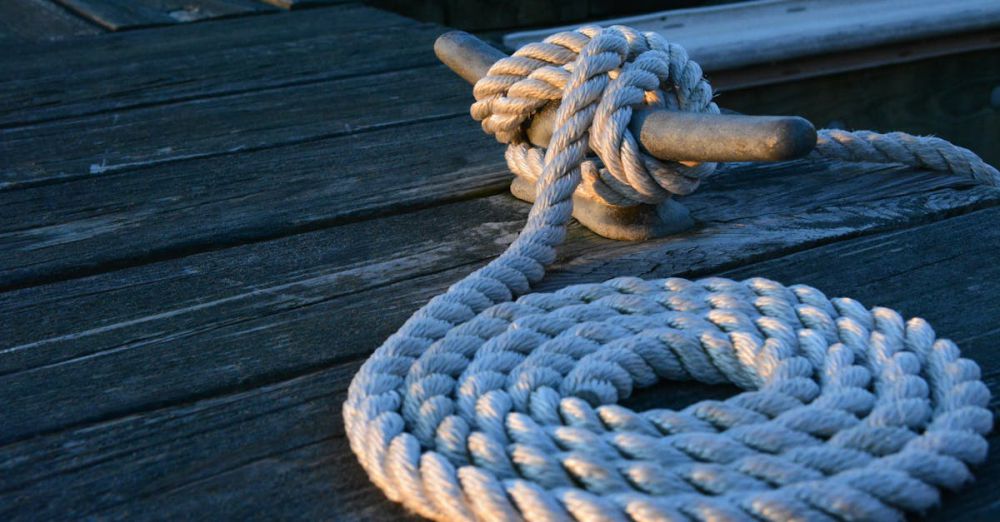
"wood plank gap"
0,356,355,454
0,0,105,42
0,360,419,520
0,169,509,294
2,109,467,192
83,436,344,517
537,201,1000,291
0,375,352,501
0,255,491,379
0,61,438,132
0,5,429,127
677,187,1000,281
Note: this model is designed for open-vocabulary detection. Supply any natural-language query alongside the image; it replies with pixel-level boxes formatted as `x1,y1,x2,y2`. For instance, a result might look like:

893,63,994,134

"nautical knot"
345,25,995,522
473,24,719,207
470,25,998,207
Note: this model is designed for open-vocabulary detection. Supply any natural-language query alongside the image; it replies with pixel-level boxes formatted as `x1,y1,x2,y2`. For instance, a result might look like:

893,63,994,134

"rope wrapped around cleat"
344,25,995,521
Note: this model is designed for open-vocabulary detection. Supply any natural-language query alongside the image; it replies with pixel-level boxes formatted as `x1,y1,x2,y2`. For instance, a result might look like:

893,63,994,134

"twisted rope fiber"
345,25,997,522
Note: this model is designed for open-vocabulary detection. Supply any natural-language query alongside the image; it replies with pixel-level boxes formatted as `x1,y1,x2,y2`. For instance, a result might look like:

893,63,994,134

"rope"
344,25,996,522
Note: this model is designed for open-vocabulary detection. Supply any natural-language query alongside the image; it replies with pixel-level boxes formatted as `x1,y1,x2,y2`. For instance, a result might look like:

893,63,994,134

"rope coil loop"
345,25,994,521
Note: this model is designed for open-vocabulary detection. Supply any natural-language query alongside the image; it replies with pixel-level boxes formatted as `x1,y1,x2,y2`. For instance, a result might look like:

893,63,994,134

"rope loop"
346,25,995,521
474,25,720,207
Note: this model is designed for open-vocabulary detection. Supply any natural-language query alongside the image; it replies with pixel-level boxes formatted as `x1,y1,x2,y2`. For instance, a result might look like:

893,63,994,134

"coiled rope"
345,25,997,521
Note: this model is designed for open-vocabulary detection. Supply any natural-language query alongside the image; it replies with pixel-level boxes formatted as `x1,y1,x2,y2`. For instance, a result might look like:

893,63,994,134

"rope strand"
345,26,994,521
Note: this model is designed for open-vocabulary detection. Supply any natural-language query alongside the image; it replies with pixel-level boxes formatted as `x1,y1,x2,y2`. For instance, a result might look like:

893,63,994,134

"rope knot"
473,26,721,207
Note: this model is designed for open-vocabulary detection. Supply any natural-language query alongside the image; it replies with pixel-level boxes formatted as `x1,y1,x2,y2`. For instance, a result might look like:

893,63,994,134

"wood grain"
4,45,998,290
3,205,999,520
0,4,427,126
0,361,417,521
0,115,508,290
2,158,997,444
0,64,472,190
4,35,994,192
0,0,102,43
709,29,1000,92
504,0,1000,71
53,0,277,30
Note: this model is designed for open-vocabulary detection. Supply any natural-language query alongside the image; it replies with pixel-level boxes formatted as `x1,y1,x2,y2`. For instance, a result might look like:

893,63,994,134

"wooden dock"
1,1,999,520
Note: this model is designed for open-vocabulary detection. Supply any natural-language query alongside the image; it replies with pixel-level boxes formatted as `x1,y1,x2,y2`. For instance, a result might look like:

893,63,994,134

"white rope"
345,25,995,521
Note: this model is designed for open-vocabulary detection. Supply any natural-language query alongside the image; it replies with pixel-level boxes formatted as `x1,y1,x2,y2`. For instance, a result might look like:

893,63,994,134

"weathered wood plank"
2,157,998,443
0,115,508,290
3,45,997,290
0,0,102,43
0,194,523,442
4,40,993,192
3,205,1000,520
709,28,1000,92
0,361,416,521
53,0,277,30
0,64,471,190
0,4,430,126
504,0,1000,71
